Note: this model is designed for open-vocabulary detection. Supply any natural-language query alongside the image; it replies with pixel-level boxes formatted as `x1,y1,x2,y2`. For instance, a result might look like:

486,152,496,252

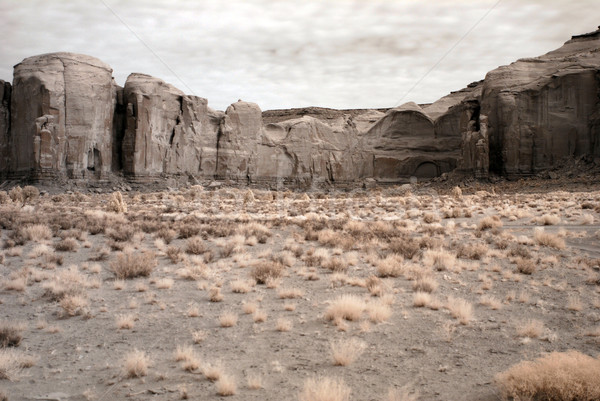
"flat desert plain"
1,183,599,401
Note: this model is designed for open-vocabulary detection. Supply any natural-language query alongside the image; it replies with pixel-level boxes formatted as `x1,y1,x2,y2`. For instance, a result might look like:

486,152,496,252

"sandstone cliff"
6,53,117,180
481,28,600,177
0,28,598,185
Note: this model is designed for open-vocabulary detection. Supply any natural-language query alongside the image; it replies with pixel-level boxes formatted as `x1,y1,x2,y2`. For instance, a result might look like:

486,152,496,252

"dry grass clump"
0,348,37,380
116,314,135,329
479,295,502,310
230,280,252,294
0,322,23,348
536,213,560,225
366,300,392,323
219,312,238,327
422,249,457,271
276,318,293,332
446,297,473,325
517,319,544,338
412,275,438,293
456,243,488,260
239,222,271,244
516,258,536,275
566,295,583,311
107,191,127,213
533,228,566,249
323,257,347,273
122,349,150,378
59,294,89,317
22,224,53,242
209,286,223,302
376,255,404,277
110,249,157,279
413,292,432,308
216,373,237,396
324,295,366,322
246,373,263,389
251,260,284,284
330,338,366,366
54,237,79,252
298,376,351,401
186,236,207,255
388,237,420,259
477,215,503,231
495,351,600,401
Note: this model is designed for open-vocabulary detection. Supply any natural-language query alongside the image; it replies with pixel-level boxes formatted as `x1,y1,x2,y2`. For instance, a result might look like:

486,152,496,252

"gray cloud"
1,0,598,110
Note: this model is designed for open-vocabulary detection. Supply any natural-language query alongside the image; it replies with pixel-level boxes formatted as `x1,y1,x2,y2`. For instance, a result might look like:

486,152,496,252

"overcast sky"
1,0,599,111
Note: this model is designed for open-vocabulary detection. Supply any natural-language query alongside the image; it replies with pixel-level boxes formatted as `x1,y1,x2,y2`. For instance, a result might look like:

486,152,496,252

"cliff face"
1,28,598,185
8,53,116,180
481,28,600,177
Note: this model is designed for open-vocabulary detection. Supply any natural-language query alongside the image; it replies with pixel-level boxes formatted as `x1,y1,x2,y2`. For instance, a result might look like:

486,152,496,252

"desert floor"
1,182,599,401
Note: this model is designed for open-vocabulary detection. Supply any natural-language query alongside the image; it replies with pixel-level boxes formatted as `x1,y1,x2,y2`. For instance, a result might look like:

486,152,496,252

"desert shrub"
178,222,201,239
8,186,23,203
477,215,503,231
106,224,135,242
123,349,150,378
21,224,53,242
0,322,23,348
22,186,39,203
156,227,177,244
323,257,347,273
186,236,207,255
508,245,531,259
330,338,366,366
422,249,456,271
299,377,351,401
389,237,420,259
456,243,488,260
534,228,565,249
536,214,561,226
376,255,404,278
446,296,473,325
239,222,271,243
324,294,365,322
0,191,9,204
251,261,284,284
54,238,79,252
107,191,127,213
495,351,600,401
516,258,536,275
110,249,157,279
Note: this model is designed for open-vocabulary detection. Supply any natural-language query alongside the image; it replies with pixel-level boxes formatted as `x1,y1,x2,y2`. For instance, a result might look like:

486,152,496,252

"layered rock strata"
8,53,115,179
0,27,598,184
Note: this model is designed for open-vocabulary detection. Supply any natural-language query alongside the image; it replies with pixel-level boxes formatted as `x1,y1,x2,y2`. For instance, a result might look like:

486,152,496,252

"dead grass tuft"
495,351,600,401
110,249,157,279
330,338,366,366
123,349,150,378
325,295,366,322
298,376,351,401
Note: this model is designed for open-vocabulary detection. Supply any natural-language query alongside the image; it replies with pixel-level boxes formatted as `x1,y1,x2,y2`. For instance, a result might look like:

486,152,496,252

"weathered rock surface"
1,28,598,185
481,27,600,177
0,80,10,176
122,73,221,179
9,53,115,179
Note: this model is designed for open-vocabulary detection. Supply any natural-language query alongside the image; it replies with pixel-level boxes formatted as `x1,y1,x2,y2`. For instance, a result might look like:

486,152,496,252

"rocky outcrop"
9,53,115,179
122,73,222,179
0,80,10,177
481,27,600,177
360,102,461,179
1,28,598,185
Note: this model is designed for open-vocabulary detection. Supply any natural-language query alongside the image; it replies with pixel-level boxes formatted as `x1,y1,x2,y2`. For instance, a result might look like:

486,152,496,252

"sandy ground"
0,183,599,401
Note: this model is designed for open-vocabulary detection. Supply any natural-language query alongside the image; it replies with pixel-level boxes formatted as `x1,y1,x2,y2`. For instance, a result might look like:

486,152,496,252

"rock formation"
0,80,10,176
8,53,115,179
481,28,600,177
122,73,221,179
0,27,598,185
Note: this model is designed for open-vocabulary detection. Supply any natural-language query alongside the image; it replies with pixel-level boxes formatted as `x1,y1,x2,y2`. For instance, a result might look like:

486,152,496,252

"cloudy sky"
1,0,599,111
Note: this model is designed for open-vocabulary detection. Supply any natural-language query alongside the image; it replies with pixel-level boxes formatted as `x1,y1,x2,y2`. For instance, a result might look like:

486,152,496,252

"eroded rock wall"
481,29,600,177
122,73,222,179
0,80,10,177
9,53,115,179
